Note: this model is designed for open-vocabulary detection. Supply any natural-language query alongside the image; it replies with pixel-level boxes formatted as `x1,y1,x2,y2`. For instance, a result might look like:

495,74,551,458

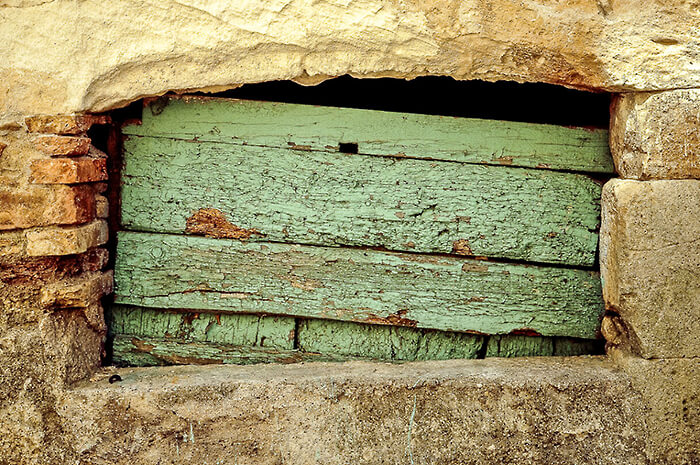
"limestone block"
0,184,96,230
33,135,91,156
40,270,114,309
58,357,648,464
25,114,110,135
600,179,700,358
26,220,108,257
29,157,107,184
611,349,700,465
611,90,700,179
2,1,700,122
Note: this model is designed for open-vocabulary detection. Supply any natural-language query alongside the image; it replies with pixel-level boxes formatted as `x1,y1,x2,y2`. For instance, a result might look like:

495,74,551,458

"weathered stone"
24,114,110,135
29,157,107,184
40,270,114,309
0,184,96,230
611,90,700,179
26,220,108,257
1,1,700,123
33,135,91,156
95,194,108,219
600,179,700,358
56,357,648,464
0,311,101,464
610,349,700,465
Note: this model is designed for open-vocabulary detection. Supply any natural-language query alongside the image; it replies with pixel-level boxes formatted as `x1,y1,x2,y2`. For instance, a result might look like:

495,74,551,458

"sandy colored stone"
95,194,108,219
40,270,114,309
25,220,108,257
0,184,96,231
611,349,700,465
611,90,700,179
55,357,648,464
33,135,91,156
1,1,700,123
24,114,110,135
600,179,700,358
29,157,107,184
0,311,102,464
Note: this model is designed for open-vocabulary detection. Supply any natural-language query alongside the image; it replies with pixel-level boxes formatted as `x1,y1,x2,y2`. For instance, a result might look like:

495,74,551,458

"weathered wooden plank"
485,335,555,357
108,304,295,349
114,232,604,339
111,335,338,366
123,96,613,173
297,318,484,361
122,137,602,266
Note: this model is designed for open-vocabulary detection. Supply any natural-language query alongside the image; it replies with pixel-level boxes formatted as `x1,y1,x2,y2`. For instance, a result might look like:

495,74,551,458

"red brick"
0,184,95,230
30,158,107,184
34,135,91,156
25,114,111,135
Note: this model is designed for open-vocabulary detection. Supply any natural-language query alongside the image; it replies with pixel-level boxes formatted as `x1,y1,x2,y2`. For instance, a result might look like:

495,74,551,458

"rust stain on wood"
364,309,418,327
509,328,543,337
462,263,489,273
185,208,264,240
452,239,473,256
493,155,514,165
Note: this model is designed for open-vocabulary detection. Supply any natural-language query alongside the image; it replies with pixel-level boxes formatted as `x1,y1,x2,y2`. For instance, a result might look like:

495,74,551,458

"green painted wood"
114,231,604,339
123,96,613,173
297,318,484,361
108,304,295,349
111,335,339,366
485,335,555,357
122,137,602,266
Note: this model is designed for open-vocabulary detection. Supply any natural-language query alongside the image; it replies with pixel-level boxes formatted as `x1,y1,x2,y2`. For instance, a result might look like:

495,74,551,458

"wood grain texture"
122,136,602,266
114,232,604,339
123,97,613,173
108,304,295,349
111,335,329,366
297,318,484,361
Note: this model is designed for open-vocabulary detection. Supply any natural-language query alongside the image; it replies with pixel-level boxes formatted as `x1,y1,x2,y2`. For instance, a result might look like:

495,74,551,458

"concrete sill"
57,356,648,464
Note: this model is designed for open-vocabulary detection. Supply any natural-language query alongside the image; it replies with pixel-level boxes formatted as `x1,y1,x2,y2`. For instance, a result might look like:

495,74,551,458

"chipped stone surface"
611,349,700,465
33,135,91,156
0,184,96,230
611,90,700,179
2,1,700,123
600,179,700,358
29,157,107,184
57,357,648,464
25,220,108,256
24,114,110,135
40,270,114,309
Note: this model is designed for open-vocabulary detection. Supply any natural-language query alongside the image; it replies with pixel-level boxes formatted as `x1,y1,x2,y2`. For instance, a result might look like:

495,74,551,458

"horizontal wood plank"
122,137,602,266
123,96,613,173
114,232,604,339
108,304,295,349
297,318,484,361
111,335,334,366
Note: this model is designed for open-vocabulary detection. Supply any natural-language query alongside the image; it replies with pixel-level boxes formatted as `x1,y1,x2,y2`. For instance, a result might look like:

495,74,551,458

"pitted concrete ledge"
58,357,648,464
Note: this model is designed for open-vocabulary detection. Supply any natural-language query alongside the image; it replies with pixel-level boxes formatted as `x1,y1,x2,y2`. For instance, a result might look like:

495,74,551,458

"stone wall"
1,1,699,463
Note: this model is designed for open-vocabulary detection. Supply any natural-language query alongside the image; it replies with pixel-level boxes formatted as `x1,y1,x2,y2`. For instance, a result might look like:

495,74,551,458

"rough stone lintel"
611,89,700,180
25,219,108,257
59,357,648,464
29,157,108,184
600,179,700,358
